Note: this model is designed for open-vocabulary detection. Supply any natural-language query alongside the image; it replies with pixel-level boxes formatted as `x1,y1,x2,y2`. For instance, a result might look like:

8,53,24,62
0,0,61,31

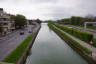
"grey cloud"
0,0,96,20
42,7,73,20
29,0,58,4
74,0,96,16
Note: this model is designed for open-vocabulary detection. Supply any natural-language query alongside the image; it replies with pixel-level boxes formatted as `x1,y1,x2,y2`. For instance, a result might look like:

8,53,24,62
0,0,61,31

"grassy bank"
3,35,35,63
48,22,92,54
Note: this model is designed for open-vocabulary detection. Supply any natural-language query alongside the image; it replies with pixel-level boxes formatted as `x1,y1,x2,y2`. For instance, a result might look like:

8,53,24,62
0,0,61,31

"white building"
0,8,15,35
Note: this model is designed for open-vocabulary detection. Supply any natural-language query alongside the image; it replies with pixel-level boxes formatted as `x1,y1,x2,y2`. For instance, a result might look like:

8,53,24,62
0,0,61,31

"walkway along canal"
25,23,88,64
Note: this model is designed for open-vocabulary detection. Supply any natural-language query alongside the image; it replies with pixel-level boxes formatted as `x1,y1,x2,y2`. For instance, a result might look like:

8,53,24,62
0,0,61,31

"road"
0,24,40,60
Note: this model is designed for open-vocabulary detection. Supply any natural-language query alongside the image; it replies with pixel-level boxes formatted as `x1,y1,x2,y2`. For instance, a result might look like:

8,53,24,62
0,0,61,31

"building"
28,19,42,25
0,8,15,35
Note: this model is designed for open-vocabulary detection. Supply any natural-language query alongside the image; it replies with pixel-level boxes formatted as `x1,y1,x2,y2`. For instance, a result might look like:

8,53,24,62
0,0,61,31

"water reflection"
26,23,88,64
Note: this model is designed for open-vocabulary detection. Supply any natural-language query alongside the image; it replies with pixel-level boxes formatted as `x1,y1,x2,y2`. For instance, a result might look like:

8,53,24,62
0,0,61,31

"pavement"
0,23,40,61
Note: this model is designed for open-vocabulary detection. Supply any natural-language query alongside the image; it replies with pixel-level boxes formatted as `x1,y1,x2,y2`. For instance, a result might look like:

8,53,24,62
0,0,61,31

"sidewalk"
57,26,96,60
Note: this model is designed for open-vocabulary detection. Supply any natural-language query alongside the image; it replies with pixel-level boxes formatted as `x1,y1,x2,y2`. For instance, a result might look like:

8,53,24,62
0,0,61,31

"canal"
26,23,88,64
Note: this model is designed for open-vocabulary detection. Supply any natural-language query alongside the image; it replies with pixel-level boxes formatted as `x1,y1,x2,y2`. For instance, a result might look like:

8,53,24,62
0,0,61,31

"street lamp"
90,41,93,56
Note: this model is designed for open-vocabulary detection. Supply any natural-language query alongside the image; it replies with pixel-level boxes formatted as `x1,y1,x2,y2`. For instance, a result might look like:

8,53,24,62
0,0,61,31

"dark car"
29,31,32,33
20,31,24,35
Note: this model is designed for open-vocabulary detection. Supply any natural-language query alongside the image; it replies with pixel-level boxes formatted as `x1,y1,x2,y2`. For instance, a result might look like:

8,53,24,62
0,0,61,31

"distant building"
0,8,15,35
28,19,42,25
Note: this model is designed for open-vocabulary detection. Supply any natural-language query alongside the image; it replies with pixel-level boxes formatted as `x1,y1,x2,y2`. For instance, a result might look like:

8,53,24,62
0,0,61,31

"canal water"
26,23,88,64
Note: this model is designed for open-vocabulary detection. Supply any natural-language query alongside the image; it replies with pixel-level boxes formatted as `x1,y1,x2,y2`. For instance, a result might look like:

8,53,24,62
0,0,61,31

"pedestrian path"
56,26,96,60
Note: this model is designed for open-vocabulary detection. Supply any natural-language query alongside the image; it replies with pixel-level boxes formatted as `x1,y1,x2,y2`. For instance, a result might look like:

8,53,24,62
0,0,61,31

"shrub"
54,24,93,43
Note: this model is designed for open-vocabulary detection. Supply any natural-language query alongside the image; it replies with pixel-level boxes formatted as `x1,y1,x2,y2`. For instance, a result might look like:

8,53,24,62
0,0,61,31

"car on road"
20,31,24,35
28,31,32,33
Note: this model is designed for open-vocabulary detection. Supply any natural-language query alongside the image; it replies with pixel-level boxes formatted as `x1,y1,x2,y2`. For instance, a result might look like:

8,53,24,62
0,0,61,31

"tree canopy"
11,14,27,29
57,15,96,26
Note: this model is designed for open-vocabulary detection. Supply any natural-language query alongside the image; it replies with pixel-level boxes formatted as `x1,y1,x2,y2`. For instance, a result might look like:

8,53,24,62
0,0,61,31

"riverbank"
1,24,41,64
48,22,96,64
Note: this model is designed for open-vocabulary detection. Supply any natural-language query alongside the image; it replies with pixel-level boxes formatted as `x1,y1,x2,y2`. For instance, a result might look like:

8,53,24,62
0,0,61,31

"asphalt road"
0,24,40,60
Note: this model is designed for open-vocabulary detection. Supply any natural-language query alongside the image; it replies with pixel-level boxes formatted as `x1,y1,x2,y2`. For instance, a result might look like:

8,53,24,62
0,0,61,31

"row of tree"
11,14,27,29
57,16,96,26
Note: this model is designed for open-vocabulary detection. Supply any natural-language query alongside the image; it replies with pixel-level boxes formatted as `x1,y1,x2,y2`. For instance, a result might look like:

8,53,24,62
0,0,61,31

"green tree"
36,19,42,23
57,18,70,24
70,16,83,25
12,14,27,29
70,16,76,25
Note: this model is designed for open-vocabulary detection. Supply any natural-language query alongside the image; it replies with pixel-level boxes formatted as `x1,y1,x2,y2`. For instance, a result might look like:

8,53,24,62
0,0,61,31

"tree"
12,14,27,29
70,16,77,25
36,19,42,23
70,16,84,25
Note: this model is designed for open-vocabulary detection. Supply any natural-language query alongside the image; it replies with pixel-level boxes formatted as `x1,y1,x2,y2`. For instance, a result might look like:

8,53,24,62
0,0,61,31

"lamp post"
90,41,93,56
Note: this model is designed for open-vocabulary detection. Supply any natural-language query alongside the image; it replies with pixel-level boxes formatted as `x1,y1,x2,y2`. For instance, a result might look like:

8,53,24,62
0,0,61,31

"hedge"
54,24,93,43
48,22,92,54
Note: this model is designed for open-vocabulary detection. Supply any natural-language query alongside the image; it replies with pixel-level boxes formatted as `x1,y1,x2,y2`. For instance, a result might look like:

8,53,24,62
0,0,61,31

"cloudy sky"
0,0,96,20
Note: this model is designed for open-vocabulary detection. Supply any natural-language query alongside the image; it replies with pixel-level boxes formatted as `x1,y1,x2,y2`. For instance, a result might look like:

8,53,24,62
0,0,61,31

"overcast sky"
0,0,96,20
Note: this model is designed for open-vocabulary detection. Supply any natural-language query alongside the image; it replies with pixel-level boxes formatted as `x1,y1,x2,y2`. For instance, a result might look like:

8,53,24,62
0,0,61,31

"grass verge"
3,35,34,63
